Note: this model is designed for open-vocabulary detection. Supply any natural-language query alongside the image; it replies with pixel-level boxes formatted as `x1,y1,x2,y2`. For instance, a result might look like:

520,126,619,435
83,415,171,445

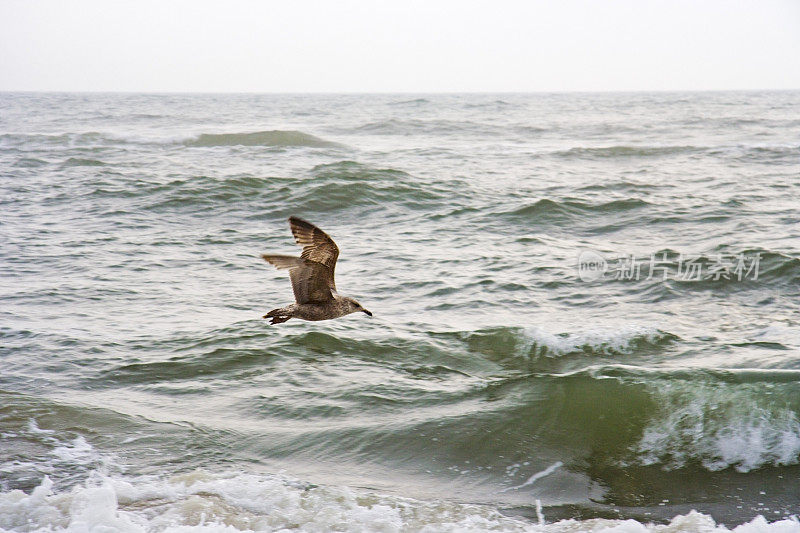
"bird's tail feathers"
262,254,303,270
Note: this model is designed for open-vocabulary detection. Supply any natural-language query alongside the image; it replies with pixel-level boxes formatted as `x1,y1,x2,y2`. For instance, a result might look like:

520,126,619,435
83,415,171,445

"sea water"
1,91,799,531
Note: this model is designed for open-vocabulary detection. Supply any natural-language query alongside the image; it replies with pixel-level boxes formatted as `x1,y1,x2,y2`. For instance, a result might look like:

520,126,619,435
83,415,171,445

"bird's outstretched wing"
262,254,334,304
288,216,339,290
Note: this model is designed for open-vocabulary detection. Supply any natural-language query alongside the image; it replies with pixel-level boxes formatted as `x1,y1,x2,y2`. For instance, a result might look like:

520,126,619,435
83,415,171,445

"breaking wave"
631,381,800,472
445,324,676,359
2,468,799,532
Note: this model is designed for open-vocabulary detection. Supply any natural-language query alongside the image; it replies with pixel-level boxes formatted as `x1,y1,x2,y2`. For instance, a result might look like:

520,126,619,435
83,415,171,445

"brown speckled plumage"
261,217,372,324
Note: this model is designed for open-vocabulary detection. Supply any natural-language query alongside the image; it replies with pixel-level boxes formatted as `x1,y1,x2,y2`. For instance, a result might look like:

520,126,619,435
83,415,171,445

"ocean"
1,91,799,532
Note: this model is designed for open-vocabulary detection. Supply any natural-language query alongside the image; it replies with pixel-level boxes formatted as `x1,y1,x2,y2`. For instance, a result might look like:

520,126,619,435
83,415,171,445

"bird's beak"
363,309,373,317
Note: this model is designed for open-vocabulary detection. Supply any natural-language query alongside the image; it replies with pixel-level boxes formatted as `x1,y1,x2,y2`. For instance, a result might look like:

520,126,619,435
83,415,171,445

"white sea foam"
632,382,800,472
0,470,531,532
1,428,799,533
1,471,799,533
0,419,119,491
27,419,55,435
51,436,96,463
502,462,563,492
520,324,668,357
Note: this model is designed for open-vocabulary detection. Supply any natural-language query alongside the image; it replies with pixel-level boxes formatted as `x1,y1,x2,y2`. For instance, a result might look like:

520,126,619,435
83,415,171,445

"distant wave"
353,118,499,135
514,124,549,135
504,197,650,219
554,143,800,162
184,130,343,148
288,161,451,212
708,143,800,163
388,97,430,106
555,145,702,158
577,180,661,192
0,131,112,147
464,99,514,109
12,157,48,168
61,157,106,167
1,130,344,149
86,160,450,216
252,160,454,215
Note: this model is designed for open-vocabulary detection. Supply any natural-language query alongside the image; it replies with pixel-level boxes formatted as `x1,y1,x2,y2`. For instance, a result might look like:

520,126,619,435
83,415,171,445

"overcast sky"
1,0,798,93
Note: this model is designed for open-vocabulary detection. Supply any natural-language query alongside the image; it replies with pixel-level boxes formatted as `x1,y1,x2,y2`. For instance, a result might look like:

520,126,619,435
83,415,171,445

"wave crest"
286,161,448,212
506,197,649,220
446,324,675,360
631,381,800,472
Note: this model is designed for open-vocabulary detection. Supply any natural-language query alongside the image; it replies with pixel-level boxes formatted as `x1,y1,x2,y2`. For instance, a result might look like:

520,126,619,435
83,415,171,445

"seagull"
261,217,372,324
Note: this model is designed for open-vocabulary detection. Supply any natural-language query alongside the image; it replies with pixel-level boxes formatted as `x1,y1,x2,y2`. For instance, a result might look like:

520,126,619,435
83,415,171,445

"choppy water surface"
1,92,799,532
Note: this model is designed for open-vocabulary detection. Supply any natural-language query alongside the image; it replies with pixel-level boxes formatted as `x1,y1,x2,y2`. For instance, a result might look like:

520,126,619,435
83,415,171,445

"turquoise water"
1,92,799,531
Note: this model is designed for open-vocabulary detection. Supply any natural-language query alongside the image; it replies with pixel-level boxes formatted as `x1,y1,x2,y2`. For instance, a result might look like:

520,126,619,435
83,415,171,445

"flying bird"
261,217,372,324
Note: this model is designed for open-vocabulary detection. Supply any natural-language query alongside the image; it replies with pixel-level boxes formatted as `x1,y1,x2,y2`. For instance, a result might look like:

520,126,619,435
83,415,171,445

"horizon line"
1,88,799,96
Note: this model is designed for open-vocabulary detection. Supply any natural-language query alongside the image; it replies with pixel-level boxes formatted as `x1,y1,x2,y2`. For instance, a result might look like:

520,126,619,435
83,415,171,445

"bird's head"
343,297,372,317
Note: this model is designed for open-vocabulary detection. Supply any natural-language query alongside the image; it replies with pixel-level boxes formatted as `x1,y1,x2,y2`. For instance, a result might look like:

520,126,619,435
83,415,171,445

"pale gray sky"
1,0,798,92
